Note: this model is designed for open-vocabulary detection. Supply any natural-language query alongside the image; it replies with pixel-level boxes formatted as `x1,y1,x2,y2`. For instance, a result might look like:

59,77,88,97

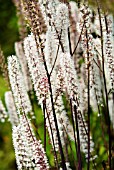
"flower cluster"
5,91,19,126
105,15,114,90
12,115,49,170
8,55,34,117
0,100,7,122
15,41,32,91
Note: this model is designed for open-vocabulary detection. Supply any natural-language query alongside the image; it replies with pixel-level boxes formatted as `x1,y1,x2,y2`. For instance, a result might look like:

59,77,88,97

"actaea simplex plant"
0,0,114,169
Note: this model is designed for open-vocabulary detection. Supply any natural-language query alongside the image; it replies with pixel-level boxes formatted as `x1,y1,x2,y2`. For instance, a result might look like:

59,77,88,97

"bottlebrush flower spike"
69,1,79,53
0,99,7,122
109,96,114,129
56,65,66,93
8,55,34,117
12,114,49,170
22,0,47,36
39,0,60,26
24,34,57,149
45,26,57,68
13,0,27,40
24,34,49,104
50,70,74,142
12,125,34,170
19,114,49,169
55,3,70,53
15,41,32,91
59,52,79,102
60,52,96,160
105,15,114,90
91,53,103,106
24,33,72,151
54,94,74,141
5,91,19,126
79,4,103,107
24,34,64,151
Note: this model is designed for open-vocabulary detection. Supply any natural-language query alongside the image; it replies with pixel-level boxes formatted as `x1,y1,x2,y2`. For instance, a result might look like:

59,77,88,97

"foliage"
0,0,19,57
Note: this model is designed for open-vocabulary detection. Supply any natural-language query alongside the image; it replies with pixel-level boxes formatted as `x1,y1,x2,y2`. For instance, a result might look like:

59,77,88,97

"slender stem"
74,105,82,170
63,132,69,162
112,92,114,105
52,22,65,53
72,21,85,56
62,121,77,170
97,3,111,169
95,88,101,116
85,28,90,170
33,25,66,168
70,99,78,158
43,101,46,152
75,99,96,168
46,72,67,170
95,47,102,57
50,27,63,76
23,113,35,142
68,27,72,55
93,58,103,73
45,104,59,169
50,44,60,76
38,35,67,170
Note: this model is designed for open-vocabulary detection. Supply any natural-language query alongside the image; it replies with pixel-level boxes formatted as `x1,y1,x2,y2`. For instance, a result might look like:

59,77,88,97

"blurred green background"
0,0,18,169
0,0,19,57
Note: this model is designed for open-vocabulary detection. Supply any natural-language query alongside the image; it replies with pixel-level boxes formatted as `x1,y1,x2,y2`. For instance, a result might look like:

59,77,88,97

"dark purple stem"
74,105,82,170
